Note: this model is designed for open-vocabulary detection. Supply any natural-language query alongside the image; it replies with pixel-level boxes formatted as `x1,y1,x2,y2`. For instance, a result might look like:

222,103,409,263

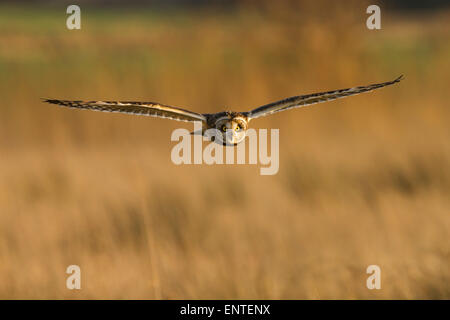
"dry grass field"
0,1,449,299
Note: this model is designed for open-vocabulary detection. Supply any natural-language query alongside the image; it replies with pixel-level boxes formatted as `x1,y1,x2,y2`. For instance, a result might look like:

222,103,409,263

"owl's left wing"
245,75,403,119
43,99,207,123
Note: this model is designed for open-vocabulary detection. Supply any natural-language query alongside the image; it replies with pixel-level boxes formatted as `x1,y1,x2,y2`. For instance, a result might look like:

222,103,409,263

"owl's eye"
222,125,227,132
235,125,241,131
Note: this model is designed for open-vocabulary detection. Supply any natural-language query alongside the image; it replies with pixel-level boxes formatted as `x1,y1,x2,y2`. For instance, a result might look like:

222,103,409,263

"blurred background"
0,0,449,299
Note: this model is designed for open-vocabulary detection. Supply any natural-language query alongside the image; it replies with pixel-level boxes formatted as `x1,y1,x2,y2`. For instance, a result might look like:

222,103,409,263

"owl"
43,75,403,145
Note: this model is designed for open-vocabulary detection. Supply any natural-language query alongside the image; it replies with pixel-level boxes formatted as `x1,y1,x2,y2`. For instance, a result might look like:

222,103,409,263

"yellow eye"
222,125,227,132
235,125,241,131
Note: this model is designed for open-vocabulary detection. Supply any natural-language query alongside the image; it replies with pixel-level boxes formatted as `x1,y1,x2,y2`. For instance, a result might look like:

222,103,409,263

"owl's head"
213,113,248,145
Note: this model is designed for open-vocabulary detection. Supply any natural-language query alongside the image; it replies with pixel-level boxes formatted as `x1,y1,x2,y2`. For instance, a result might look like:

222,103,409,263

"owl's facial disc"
215,117,247,145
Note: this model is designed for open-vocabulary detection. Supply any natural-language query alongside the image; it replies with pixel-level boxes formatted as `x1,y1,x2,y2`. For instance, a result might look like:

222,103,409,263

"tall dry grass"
0,1,449,298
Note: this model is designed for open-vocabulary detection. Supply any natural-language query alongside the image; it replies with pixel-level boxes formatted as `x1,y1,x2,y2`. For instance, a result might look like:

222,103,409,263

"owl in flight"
43,75,403,145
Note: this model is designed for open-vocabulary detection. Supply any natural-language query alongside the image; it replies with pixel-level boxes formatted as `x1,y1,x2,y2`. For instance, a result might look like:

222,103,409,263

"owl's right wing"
245,75,403,119
43,99,207,123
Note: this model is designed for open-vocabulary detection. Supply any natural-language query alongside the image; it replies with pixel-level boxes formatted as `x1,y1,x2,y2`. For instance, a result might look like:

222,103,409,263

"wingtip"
395,75,404,82
41,98,60,105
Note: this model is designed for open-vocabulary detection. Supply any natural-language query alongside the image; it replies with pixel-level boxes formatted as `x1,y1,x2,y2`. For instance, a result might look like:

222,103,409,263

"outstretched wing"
246,75,404,119
43,99,206,123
